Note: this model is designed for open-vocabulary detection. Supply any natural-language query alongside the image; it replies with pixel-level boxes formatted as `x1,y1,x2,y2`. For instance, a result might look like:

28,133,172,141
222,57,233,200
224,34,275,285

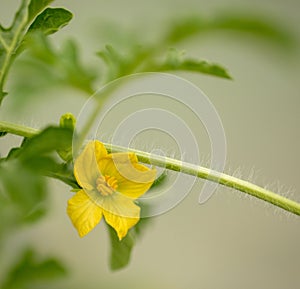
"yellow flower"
67,140,156,240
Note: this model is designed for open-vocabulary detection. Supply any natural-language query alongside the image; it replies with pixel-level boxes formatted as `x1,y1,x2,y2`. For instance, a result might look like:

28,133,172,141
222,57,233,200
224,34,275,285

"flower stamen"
96,175,118,197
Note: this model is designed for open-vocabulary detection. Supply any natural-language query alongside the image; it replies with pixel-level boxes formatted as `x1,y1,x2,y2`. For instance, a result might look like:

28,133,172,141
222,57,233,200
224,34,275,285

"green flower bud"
60,113,76,131
58,113,76,162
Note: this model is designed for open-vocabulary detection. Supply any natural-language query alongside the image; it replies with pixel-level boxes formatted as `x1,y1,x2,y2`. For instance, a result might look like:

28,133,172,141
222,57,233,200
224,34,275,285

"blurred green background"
0,0,299,288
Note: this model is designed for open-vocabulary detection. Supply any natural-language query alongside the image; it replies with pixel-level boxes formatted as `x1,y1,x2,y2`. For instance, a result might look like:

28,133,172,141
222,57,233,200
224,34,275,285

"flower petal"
98,152,156,199
74,141,107,190
99,192,140,240
67,190,103,237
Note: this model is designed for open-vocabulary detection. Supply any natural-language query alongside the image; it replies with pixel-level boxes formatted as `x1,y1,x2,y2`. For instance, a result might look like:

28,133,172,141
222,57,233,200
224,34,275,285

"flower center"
96,175,118,197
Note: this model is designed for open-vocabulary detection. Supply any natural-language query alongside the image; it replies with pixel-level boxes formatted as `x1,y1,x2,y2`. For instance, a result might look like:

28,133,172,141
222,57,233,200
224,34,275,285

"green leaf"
97,39,231,80
0,125,78,238
28,7,73,35
3,126,79,189
58,39,95,93
165,14,294,48
165,17,207,44
27,0,54,24
97,44,151,82
108,204,152,270
0,160,48,229
211,13,294,47
16,126,73,160
148,170,168,191
108,225,135,271
175,59,232,79
150,48,232,79
0,1,71,104
0,0,30,104
14,34,95,95
97,44,131,81
1,248,67,289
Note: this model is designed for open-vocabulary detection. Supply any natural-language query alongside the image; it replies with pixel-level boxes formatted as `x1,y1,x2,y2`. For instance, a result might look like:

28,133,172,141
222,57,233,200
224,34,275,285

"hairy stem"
0,120,299,216
0,120,39,137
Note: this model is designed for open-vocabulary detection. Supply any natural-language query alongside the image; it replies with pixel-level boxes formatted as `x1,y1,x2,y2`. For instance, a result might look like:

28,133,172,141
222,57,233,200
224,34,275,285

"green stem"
106,143,300,215
0,0,30,104
0,120,39,137
0,120,299,216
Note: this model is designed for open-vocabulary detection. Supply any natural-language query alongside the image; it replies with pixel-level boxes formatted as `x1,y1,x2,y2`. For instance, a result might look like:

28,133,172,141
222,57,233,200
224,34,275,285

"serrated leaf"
28,7,73,35
175,59,232,79
150,48,232,79
1,248,67,289
14,33,95,95
97,44,130,81
59,39,95,93
97,44,151,82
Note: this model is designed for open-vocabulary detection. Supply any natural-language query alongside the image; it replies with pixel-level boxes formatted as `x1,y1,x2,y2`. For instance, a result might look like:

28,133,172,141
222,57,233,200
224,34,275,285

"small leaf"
150,48,232,79
3,127,78,189
148,170,168,191
15,34,95,95
1,248,67,289
0,1,70,105
59,40,95,93
27,0,54,24
0,0,30,104
108,225,135,271
97,44,150,81
16,126,73,160
108,203,152,270
28,7,73,35
176,59,232,79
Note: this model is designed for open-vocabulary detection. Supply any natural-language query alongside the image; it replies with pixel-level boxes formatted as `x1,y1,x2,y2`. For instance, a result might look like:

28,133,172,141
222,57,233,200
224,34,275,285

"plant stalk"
1,120,299,216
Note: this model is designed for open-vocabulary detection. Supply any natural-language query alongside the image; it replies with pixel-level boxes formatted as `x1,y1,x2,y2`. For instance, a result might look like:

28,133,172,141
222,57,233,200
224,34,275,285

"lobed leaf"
15,33,95,95
0,1,72,104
